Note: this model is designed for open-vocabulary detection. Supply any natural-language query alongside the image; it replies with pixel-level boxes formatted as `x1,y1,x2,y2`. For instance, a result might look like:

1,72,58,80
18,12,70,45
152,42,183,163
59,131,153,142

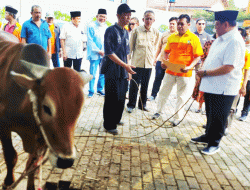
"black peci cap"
70,11,81,17
98,9,107,15
215,10,238,22
5,6,18,14
117,4,135,15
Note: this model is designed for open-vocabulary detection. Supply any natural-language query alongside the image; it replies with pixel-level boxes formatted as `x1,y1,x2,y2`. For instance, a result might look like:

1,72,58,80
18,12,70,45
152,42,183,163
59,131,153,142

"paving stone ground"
0,67,250,189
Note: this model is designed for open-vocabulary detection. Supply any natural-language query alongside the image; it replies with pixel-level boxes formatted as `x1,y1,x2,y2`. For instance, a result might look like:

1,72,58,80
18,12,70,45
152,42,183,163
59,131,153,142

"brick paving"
0,79,250,189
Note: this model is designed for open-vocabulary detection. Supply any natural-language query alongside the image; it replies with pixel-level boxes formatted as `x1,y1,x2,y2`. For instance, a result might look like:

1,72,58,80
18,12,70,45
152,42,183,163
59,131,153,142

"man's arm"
107,54,136,75
239,69,249,96
60,39,67,61
47,38,51,58
181,56,201,72
197,65,234,78
21,38,26,44
87,25,103,55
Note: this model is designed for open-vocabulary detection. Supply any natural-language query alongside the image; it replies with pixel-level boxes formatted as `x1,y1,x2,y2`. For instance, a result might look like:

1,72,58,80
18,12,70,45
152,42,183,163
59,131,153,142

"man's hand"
63,51,68,61
239,87,246,97
161,61,167,69
180,66,192,73
48,52,52,59
99,51,105,57
124,64,136,75
127,73,132,81
153,59,157,66
59,51,62,58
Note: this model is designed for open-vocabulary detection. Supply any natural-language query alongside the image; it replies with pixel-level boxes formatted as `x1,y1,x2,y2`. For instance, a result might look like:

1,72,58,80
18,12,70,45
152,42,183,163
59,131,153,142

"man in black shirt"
102,4,136,135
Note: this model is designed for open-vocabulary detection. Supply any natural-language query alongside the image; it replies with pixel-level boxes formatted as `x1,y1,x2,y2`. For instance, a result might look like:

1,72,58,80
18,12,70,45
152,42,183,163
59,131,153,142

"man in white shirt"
191,10,245,155
60,11,84,71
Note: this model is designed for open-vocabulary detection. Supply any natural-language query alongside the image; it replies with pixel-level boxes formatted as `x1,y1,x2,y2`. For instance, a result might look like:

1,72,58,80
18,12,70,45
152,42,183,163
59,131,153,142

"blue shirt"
104,23,130,79
87,21,107,60
21,18,51,50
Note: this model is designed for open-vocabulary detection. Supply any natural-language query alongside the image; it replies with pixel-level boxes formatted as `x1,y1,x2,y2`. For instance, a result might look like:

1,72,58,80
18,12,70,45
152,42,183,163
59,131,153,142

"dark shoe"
88,92,94,98
201,145,220,155
139,107,150,112
190,136,208,145
97,91,105,96
239,115,247,121
117,122,124,126
127,107,134,113
152,113,160,119
105,129,118,135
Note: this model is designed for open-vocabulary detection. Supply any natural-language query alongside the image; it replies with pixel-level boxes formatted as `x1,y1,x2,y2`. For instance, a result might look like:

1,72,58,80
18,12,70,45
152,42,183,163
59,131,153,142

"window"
121,0,127,3
109,0,114,1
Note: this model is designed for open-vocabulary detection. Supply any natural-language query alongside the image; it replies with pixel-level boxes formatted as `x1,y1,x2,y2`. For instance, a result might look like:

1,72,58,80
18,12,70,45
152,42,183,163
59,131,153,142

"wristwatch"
203,70,207,77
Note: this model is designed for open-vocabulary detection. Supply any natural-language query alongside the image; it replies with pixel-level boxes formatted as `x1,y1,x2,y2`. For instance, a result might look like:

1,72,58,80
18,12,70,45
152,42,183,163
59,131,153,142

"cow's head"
11,61,92,168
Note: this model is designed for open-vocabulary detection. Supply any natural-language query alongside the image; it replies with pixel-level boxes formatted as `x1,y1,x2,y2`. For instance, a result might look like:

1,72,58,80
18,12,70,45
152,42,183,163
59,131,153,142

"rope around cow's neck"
75,78,195,139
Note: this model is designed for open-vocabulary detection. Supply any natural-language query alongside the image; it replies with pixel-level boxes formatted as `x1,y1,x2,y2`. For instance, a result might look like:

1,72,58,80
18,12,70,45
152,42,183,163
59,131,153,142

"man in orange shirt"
152,14,203,126
46,12,61,67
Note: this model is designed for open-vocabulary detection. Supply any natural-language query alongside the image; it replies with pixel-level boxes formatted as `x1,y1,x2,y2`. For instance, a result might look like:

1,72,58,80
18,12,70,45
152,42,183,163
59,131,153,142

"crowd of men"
1,4,250,155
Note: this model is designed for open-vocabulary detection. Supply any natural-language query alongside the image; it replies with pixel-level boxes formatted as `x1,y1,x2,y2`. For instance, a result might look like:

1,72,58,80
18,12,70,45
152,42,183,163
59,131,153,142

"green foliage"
92,17,112,26
192,10,214,21
0,7,5,20
158,24,168,33
54,11,70,21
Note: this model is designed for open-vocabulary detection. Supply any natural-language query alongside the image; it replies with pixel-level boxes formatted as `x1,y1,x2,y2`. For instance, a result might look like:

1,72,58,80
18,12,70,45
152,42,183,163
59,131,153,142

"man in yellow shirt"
46,12,61,67
3,6,22,42
152,14,203,126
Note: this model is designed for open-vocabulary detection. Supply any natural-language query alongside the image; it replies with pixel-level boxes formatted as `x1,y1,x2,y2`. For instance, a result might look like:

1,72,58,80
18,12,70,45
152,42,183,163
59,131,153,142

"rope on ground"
75,78,195,139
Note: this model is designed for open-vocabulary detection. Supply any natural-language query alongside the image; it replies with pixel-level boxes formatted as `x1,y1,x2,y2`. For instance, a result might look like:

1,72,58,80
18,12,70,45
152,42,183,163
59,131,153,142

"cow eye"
43,105,52,116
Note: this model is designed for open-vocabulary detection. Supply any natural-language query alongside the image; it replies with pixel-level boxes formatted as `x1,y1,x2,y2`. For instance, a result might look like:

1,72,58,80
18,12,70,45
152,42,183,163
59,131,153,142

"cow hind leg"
1,133,18,188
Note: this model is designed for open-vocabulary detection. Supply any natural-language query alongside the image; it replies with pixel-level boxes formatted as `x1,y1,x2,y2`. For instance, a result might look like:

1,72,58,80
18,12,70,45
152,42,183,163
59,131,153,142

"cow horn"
78,70,93,85
20,60,50,79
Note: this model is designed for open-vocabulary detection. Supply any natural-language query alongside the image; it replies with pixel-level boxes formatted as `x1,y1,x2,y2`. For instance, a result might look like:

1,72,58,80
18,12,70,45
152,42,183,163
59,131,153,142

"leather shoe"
201,145,220,155
190,136,208,145
139,107,150,112
105,129,118,135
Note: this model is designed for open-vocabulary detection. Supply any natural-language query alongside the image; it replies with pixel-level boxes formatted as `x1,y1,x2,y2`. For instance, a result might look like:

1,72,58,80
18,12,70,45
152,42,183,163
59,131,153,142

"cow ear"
78,70,93,85
10,71,37,90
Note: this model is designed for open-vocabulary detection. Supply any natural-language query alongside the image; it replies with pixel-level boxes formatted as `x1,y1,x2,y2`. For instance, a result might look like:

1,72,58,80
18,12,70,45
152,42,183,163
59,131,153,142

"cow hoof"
3,184,9,190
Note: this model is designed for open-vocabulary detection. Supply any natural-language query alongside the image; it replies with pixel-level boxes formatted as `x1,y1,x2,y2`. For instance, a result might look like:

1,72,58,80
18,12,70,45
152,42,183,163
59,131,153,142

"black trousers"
64,58,82,71
127,68,152,109
151,61,165,98
204,93,235,146
103,77,128,130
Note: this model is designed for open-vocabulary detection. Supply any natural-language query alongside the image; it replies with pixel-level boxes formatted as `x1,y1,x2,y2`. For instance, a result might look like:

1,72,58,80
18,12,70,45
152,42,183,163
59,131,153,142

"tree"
0,7,5,20
54,11,70,22
158,24,168,33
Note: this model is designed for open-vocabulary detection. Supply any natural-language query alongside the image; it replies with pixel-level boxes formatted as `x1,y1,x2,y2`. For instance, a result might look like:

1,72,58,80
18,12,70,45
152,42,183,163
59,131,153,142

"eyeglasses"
129,23,136,25
198,23,205,25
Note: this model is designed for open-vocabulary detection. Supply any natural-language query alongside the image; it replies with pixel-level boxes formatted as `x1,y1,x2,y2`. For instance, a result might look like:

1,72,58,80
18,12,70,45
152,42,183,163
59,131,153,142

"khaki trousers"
157,73,195,120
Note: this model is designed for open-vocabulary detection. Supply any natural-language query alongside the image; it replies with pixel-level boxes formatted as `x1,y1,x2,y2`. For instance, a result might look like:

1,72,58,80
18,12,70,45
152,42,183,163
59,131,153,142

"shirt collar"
143,25,152,32
176,29,192,37
115,22,126,30
30,18,46,23
219,27,237,41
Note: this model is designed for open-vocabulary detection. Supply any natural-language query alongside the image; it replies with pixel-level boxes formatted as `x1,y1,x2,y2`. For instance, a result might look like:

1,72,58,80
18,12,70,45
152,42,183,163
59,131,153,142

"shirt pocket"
43,28,50,38
137,34,146,47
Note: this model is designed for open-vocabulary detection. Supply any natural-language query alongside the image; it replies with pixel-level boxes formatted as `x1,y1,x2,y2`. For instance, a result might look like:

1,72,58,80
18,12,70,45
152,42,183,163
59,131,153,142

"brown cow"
0,31,92,190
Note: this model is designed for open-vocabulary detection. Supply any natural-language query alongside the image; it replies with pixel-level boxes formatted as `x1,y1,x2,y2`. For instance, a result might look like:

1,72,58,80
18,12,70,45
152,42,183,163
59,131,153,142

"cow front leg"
1,133,18,189
26,153,39,190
